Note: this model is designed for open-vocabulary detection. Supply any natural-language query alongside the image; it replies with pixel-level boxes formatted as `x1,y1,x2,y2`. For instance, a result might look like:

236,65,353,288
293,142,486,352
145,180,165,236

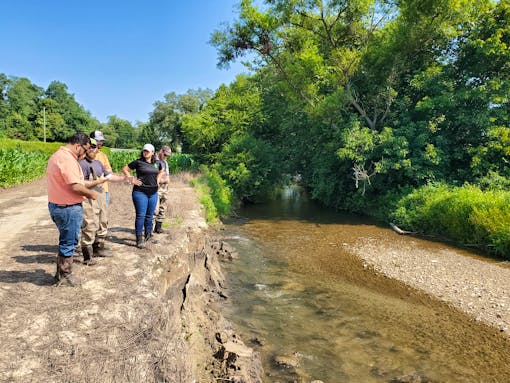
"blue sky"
0,0,248,124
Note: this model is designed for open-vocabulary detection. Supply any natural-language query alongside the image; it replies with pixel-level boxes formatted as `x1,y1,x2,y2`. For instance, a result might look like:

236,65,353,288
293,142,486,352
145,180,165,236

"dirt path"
0,178,49,252
0,177,261,383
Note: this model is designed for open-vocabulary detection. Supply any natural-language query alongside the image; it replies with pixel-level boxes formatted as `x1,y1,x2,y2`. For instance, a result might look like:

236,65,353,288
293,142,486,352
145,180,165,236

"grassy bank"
190,166,233,223
391,183,510,259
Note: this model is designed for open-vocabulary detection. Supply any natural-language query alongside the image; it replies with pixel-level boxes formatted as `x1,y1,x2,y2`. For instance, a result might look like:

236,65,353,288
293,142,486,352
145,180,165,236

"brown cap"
161,145,171,156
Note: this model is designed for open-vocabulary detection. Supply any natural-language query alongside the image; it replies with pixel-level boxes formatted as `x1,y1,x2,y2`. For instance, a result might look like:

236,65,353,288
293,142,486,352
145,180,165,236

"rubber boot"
93,241,112,257
144,230,153,244
82,246,97,266
136,235,145,249
154,221,164,234
54,256,81,287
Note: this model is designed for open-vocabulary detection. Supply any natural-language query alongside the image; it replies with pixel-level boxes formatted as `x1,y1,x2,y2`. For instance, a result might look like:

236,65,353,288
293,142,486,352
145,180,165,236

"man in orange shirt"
47,132,97,287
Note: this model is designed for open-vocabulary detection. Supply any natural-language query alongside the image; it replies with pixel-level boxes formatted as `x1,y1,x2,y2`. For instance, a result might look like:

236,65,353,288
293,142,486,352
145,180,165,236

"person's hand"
97,175,107,184
127,176,142,186
88,190,98,200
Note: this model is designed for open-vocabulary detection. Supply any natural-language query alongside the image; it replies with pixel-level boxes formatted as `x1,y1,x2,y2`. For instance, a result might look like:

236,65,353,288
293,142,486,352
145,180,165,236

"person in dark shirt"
122,144,163,248
79,138,127,264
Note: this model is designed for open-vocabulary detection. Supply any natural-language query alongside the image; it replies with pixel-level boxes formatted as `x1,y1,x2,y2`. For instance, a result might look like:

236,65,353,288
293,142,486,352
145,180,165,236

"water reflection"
222,188,510,383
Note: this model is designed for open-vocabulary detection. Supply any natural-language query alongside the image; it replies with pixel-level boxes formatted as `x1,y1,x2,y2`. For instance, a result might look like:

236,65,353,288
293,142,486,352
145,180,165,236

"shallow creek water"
222,191,510,383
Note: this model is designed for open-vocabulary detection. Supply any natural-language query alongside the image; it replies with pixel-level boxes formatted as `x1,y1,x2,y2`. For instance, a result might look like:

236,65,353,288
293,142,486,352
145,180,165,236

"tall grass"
190,166,234,222
392,183,510,258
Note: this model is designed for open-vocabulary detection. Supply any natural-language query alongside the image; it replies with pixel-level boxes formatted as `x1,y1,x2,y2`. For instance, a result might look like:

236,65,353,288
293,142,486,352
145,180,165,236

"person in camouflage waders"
79,138,127,265
154,145,171,234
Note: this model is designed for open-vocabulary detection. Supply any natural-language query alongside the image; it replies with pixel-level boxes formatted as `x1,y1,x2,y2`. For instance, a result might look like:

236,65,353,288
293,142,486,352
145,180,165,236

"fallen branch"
390,222,415,235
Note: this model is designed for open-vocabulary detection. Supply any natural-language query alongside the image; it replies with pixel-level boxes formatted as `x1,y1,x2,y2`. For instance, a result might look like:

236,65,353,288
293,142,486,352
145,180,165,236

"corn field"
0,138,200,188
0,148,49,187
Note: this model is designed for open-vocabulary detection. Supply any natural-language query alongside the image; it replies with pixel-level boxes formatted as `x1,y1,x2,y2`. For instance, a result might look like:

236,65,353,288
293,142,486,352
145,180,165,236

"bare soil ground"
0,176,262,383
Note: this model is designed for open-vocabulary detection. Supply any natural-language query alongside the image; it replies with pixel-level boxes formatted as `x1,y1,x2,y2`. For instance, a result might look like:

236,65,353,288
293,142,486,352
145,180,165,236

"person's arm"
122,165,142,186
104,173,127,183
84,175,107,188
159,162,169,185
157,169,164,186
70,183,97,200
101,163,126,183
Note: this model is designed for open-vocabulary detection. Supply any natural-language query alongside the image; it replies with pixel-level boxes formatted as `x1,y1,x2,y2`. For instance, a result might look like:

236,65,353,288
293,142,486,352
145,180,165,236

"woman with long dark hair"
122,144,163,248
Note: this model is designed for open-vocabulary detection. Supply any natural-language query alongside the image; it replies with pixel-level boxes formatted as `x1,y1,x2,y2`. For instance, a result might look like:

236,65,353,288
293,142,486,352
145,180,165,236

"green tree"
103,115,137,148
4,77,43,139
145,89,213,150
45,81,95,139
181,76,262,162
0,74,10,135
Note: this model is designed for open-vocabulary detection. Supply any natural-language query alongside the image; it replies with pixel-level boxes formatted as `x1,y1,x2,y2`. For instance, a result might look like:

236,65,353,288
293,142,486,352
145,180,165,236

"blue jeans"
132,190,158,236
48,202,83,257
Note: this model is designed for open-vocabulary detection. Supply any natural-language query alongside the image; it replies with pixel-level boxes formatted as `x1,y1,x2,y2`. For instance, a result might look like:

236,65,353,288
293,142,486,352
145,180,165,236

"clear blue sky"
0,0,248,124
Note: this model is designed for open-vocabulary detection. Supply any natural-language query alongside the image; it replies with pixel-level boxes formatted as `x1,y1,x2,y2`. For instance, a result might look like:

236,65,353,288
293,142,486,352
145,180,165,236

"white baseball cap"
142,143,155,152
93,130,105,141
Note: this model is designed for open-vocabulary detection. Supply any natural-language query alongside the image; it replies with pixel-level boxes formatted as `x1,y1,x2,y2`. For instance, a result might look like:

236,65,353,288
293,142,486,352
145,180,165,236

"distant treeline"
0,73,211,151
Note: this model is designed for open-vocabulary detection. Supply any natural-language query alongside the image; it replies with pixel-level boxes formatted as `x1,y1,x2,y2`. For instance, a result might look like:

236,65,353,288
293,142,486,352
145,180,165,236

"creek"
222,188,510,383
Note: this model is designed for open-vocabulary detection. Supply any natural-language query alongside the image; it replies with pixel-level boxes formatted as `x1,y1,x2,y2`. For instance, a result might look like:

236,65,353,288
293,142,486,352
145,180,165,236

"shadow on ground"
0,269,54,286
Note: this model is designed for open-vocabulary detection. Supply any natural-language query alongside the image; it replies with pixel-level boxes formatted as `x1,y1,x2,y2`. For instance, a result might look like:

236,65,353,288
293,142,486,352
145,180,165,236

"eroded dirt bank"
0,177,262,383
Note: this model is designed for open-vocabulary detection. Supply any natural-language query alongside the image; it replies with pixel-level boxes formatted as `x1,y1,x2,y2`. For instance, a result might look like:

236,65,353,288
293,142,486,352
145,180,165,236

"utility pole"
43,107,46,143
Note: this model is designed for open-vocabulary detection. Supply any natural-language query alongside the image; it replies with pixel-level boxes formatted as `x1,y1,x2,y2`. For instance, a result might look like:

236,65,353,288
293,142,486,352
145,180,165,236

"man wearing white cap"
89,131,113,204
79,138,127,264
88,130,114,256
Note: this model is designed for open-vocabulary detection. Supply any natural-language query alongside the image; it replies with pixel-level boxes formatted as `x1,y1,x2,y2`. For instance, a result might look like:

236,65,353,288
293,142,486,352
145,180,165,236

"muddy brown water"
222,191,510,383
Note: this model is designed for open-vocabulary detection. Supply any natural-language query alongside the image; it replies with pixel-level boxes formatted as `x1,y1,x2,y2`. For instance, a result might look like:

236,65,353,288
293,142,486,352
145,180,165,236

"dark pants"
48,203,83,257
132,190,158,236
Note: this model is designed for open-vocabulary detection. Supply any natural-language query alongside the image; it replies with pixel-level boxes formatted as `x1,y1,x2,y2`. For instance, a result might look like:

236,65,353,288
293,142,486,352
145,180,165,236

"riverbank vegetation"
393,184,510,256
195,0,509,258
1,0,508,257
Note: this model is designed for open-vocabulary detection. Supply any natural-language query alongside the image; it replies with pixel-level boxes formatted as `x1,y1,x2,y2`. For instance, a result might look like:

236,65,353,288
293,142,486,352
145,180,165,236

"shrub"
392,183,510,258
190,166,234,222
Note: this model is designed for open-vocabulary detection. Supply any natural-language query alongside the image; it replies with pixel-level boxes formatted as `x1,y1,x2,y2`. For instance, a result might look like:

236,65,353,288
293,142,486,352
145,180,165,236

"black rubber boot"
136,235,145,249
82,246,97,266
154,221,164,234
93,241,112,257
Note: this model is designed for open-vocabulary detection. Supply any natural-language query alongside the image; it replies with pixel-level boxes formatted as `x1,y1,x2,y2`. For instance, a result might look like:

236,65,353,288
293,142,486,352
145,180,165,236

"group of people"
46,131,172,286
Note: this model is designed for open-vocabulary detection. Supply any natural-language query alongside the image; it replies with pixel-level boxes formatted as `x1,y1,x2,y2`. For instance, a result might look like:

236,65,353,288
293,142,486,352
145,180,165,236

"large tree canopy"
196,0,509,205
